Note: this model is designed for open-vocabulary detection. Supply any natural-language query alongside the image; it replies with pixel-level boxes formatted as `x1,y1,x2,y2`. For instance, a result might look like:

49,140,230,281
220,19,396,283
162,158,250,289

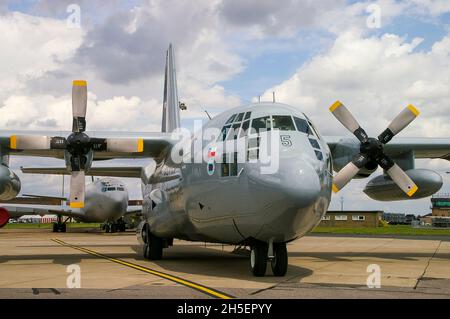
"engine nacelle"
0,165,21,201
0,207,10,228
363,169,443,201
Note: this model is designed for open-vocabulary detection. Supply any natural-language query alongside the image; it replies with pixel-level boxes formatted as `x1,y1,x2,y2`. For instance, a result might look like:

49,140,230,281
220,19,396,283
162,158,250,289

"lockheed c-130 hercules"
0,44,448,276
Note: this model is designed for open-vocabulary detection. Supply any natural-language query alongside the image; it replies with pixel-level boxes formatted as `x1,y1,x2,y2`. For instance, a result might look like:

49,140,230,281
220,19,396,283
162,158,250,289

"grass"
4,223,102,229
312,225,450,236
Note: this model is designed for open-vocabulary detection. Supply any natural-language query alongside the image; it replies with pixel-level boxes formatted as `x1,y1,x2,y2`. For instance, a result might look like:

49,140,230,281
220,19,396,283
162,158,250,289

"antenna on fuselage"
204,109,212,120
272,91,276,103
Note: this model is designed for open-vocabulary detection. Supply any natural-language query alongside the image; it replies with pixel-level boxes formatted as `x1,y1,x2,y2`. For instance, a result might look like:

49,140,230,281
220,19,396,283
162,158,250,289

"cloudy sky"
0,0,449,214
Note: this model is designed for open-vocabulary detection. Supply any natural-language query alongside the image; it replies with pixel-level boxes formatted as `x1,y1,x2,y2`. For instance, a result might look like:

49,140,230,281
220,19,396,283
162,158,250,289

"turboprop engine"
363,169,443,201
0,165,21,201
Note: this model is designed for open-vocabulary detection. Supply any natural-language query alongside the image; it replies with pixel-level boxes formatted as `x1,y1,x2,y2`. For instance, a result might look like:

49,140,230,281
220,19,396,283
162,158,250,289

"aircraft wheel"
105,224,110,233
111,224,117,233
61,223,67,233
271,243,288,277
144,229,163,260
250,243,268,277
52,223,58,233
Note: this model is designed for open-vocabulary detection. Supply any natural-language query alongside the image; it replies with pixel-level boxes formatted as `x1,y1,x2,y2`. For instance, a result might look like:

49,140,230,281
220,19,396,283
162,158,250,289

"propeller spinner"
329,101,419,197
10,80,144,208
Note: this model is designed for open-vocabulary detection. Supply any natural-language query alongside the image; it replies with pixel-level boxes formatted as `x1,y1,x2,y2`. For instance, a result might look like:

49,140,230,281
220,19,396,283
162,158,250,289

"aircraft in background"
0,44,448,276
0,177,141,232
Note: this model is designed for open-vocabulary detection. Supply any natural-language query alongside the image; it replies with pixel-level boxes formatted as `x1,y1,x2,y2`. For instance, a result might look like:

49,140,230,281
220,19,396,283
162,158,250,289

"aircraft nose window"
272,116,296,131
293,117,311,134
117,187,125,191
107,187,116,191
251,116,271,134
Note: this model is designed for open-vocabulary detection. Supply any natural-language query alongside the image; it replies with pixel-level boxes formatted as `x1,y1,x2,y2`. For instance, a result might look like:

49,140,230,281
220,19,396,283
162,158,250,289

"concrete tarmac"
1,228,450,299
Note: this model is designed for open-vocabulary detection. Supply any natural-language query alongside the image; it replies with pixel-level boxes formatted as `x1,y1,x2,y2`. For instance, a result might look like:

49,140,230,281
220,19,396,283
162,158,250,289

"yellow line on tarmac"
52,238,234,299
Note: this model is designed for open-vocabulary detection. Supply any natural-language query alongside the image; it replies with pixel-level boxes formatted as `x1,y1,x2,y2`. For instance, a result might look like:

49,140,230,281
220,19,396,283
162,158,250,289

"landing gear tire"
250,243,268,277
52,222,66,233
110,224,117,233
143,227,163,260
105,224,110,233
271,243,288,277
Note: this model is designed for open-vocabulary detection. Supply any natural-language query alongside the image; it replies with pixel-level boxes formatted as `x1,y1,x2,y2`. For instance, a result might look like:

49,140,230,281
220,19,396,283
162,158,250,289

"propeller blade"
10,135,51,150
105,138,144,153
386,163,418,197
378,104,419,144
329,101,369,143
377,155,418,197
332,153,369,193
72,80,87,133
69,170,85,208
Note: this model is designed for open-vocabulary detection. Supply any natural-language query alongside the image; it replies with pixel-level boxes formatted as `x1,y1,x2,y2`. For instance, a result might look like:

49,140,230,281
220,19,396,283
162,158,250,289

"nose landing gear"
250,241,288,277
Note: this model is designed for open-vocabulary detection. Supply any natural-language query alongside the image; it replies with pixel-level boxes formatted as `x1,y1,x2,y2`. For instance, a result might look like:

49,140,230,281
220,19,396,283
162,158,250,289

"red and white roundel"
0,207,10,228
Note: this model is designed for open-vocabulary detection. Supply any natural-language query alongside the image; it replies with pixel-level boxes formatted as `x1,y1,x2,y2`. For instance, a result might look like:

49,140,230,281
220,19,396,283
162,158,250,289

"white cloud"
0,12,83,100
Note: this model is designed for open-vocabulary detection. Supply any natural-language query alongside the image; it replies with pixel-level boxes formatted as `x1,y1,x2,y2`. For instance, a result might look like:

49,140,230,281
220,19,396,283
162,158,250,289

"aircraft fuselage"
141,103,332,245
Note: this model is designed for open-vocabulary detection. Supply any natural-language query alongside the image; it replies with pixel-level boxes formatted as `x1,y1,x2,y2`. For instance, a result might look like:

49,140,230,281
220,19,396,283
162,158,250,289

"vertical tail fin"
161,44,181,133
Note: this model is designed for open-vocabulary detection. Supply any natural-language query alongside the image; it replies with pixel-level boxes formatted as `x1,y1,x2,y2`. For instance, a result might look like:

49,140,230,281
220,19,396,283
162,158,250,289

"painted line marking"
52,238,234,299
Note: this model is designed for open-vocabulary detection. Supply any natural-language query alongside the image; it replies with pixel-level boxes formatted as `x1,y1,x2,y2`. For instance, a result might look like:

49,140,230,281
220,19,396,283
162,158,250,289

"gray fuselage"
141,103,332,245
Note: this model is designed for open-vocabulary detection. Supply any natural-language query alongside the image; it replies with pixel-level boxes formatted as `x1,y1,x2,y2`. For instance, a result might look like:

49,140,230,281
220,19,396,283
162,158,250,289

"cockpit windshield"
272,116,296,131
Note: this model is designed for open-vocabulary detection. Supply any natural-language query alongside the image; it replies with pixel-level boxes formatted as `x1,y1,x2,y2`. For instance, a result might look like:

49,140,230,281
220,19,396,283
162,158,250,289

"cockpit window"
239,120,250,138
227,123,242,140
293,117,311,134
244,112,251,120
251,116,271,134
219,125,231,141
107,187,116,191
235,112,245,122
225,114,236,124
272,116,296,131
117,187,125,191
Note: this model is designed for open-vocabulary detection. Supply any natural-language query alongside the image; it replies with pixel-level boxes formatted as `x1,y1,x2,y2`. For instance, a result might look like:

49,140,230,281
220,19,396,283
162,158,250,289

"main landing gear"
103,219,126,233
250,241,288,277
52,215,67,233
142,224,171,261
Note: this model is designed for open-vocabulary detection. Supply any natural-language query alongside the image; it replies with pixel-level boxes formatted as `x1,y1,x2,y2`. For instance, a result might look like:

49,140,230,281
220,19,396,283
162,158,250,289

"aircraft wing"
21,166,143,178
1,204,85,220
0,130,176,161
325,136,450,160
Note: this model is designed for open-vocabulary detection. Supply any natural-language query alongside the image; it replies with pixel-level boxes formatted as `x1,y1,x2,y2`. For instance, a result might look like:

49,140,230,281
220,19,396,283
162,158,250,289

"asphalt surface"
1,228,449,299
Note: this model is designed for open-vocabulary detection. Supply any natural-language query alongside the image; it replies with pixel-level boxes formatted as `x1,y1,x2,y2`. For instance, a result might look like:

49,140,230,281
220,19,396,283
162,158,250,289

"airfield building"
320,211,382,228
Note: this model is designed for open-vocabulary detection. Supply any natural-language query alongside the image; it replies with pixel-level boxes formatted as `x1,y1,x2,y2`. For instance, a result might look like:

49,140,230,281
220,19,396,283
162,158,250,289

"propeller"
329,101,419,197
10,80,144,208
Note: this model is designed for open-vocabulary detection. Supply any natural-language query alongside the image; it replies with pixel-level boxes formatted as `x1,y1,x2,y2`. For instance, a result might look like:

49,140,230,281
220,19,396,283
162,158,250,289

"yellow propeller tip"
329,101,343,112
73,80,87,87
332,184,340,193
137,139,144,152
70,202,85,209
407,104,420,116
406,185,418,197
10,135,17,150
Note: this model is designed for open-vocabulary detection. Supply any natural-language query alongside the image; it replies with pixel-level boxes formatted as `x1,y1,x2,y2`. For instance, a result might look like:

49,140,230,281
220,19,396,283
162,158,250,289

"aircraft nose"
279,159,321,207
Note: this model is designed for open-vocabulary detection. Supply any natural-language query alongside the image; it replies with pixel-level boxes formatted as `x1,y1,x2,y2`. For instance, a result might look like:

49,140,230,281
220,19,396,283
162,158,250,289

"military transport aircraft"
0,177,141,232
0,44,448,276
